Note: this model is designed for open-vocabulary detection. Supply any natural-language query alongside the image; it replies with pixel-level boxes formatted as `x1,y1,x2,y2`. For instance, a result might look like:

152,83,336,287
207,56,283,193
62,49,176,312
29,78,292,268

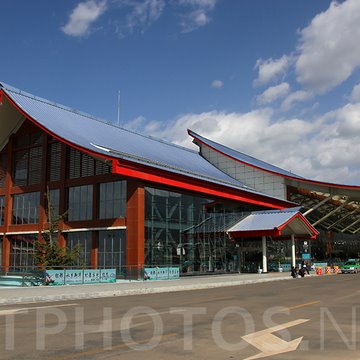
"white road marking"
242,318,309,359
0,303,79,316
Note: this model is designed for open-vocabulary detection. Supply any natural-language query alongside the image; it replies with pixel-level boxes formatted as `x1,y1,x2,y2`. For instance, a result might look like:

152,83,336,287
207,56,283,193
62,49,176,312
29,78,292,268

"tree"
33,189,82,269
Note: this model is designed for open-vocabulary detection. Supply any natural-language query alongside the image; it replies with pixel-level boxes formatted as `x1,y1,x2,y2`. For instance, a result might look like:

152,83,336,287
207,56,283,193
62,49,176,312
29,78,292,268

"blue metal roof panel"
0,83,284,198
227,208,301,232
189,129,305,180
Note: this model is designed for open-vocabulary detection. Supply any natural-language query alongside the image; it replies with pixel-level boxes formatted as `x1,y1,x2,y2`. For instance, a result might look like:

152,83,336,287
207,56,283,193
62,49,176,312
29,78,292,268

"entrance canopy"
227,207,318,240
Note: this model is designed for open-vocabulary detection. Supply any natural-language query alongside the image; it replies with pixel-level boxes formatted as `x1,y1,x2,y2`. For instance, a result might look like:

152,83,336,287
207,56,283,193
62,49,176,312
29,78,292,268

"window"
98,230,126,270
68,147,111,179
49,141,62,182
12,192,40,224
96,159,112,175
9,235,37,272
99,181,126,219
13,151,28,185
13,133,43,186
48,189,60,220
0,196,4,226
68,185,93,221
66,231,92,267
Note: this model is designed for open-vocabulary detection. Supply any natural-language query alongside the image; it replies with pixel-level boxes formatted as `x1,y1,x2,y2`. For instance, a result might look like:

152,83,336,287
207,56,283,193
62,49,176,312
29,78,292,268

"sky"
1,0,360,185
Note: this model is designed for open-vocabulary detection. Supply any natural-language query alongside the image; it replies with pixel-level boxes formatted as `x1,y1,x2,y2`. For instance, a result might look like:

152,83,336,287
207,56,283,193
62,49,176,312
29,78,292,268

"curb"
0,275,292,305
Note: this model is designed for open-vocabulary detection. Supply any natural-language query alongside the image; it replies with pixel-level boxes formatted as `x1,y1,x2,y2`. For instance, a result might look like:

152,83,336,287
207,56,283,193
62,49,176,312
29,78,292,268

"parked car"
341,259,360,274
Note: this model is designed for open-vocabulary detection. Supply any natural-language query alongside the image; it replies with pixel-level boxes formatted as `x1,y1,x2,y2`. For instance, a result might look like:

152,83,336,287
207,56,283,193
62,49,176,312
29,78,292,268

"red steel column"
3,135,14,271
38,133,49,241
91,231,98,269
58,143,67,248
126,181,145,279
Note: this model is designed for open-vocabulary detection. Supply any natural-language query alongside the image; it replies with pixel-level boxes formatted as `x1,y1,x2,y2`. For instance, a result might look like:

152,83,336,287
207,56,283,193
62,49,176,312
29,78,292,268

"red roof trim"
188,129,360,191
0,89,299,209
277,212,319,236
113,160,292,209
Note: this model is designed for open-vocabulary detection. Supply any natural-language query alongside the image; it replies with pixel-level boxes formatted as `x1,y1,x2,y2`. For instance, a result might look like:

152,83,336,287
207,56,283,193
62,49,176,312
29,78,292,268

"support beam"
327,207,359,230
262,236,267,273
303,196,332,216
340,217,360,233
311,198,350,227
351,224,360,234
291,234,296,268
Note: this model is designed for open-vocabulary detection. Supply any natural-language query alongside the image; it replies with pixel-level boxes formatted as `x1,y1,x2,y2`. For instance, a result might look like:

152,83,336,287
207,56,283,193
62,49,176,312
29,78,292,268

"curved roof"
188,129,360,234
188,129,305,179
188,129,360,190
0,82,293,208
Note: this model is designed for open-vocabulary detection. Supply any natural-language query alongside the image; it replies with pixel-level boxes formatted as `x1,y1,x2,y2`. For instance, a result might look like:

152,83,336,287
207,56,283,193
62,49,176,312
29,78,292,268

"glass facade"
12,192,40,224
99,181,126,219
144,188,249,274
68,185,93,221
144,187,213,270
9,234,37,271
98,230,126,272
66,231,92,267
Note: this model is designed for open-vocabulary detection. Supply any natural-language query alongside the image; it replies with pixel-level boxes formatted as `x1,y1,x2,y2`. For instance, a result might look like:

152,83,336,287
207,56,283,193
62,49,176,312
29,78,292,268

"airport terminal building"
0,82,359,276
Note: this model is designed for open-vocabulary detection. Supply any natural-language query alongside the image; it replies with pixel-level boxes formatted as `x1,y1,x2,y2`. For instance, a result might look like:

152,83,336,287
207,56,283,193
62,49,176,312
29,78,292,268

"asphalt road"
0,275,359,360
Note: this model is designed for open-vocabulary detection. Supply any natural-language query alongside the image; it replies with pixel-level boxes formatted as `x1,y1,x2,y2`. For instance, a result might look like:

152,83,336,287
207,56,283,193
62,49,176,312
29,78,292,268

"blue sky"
1,0,360,185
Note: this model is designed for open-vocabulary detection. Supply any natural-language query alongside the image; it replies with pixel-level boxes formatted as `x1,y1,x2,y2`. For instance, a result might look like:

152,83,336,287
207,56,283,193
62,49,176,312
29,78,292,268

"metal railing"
0,264,181,286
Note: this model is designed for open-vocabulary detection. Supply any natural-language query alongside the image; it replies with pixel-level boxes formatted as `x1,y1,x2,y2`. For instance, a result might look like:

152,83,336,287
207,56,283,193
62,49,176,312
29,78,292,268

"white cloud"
211,80,223,89
256,82,290,105
125,98,360,185
126,0,165,33
350,83,360,103
253,55,290,87
61,0,107,37
178,0,217,32
335,103,360,137
296,0,360,94
281,90,313,112
178,0,217,6
125,108,314,174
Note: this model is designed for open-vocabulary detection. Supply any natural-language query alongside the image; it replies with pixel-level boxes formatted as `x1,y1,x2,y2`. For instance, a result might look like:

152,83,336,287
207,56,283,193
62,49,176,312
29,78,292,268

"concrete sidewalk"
0,272,296,305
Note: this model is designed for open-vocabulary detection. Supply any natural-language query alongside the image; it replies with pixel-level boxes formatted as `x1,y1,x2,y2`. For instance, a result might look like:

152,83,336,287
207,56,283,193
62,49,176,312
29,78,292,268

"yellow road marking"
176,296,235,306
285,300,320,311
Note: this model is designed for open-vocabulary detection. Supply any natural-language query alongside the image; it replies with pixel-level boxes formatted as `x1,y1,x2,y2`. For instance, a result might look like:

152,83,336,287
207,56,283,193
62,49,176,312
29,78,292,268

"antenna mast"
117,90,121,127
